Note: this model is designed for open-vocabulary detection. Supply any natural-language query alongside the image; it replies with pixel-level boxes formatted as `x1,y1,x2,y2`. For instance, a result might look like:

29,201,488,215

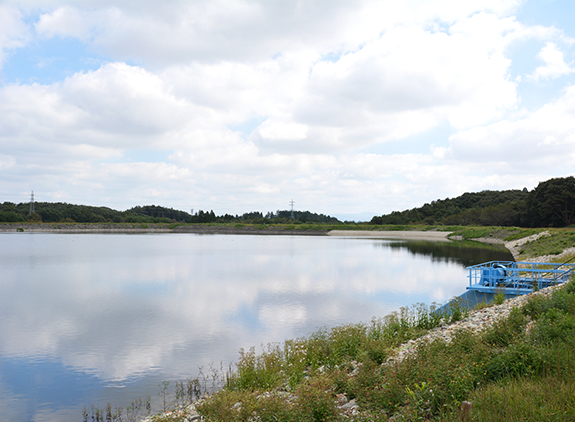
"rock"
341,399,357,409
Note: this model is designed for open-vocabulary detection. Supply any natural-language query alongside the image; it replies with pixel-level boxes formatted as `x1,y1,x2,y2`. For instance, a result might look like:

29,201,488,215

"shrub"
494,291,506,305
483,342,545,381
482,307,527,347
226,346,284,391
529,308,575,346
295,376,340,422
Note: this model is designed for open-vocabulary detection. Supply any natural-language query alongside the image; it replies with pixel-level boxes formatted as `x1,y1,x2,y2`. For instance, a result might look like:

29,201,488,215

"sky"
1,0,575,221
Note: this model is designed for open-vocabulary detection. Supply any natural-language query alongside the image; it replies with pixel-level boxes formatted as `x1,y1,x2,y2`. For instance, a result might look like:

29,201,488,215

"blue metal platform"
466,261,575,295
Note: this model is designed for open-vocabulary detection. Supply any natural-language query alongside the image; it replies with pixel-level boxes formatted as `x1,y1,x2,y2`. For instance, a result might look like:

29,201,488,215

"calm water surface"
0,233,513,421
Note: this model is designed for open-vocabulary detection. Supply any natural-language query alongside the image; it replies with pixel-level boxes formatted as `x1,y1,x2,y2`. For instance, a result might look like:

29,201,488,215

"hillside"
0,201,340,224
371,176,575,228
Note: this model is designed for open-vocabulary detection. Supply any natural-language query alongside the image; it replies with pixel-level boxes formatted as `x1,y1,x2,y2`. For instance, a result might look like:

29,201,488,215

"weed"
83,396,150,422
529,308,575,346
466,377,575,421
483,342,545,381
473,301,489,311
482,307,527,347
404,381,434,420
226,345,286,391
493,291,506,305
295,376,340,421
440,297,470,324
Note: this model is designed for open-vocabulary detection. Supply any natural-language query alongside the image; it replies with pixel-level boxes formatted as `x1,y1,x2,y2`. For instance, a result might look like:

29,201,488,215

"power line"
289,199,295,220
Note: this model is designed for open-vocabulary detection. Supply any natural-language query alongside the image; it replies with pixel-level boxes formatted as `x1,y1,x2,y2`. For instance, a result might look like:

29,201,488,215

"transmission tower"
289,199,295,220
29,191,35,215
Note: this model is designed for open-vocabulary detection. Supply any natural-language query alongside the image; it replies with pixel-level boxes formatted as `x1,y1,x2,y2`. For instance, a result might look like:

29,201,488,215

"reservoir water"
0,232,513,421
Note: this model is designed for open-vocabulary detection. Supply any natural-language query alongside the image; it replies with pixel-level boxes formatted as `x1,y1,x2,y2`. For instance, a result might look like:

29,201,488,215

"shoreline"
327,229,452,241
0,224,453,239
0,223,330,236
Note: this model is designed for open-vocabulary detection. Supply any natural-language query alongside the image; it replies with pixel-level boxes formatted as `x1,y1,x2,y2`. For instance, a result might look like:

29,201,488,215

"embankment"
0,223,330,236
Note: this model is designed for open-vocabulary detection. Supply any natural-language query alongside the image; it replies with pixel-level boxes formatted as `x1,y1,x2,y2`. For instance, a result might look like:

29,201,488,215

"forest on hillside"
0,201,340,225
2,176,573,227
370,176,575,228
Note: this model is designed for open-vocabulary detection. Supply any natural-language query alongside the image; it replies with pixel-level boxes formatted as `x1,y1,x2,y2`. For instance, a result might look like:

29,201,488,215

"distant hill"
371,189,528,226
0,201,340,224
371,176,575,228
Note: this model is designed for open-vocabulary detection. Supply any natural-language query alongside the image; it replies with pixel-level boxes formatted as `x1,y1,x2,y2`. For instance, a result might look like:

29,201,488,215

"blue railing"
467,261,575,295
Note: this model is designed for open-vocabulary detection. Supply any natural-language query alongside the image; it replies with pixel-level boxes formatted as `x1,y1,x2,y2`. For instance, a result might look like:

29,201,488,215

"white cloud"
35,6,94,41
298,18,518,134
0,63,200,160
530,42,574,81
448,83,575,168
27,0,523,68
0,5,28,69
0,154,15,169
257,120,308,141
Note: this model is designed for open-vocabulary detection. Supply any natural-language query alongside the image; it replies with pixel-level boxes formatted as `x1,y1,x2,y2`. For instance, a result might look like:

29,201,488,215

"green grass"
461,376,575,421
503,228,544,242
447,226,538,241
517,230,575,259
445,226,575,260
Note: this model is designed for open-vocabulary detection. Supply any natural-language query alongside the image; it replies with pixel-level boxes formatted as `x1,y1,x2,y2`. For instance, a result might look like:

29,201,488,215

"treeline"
0,201,340,224
371,176,575,228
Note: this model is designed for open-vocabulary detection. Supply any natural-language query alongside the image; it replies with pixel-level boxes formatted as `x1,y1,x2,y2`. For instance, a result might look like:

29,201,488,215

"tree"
26,212,42,222
0,211,25,222
526,176,575,227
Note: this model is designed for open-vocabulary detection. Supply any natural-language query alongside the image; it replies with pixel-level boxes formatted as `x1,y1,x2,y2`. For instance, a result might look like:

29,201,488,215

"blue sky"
1,0,574,220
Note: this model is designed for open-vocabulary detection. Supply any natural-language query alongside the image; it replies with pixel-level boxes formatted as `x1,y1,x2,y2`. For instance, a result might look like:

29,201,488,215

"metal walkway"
466,261,575,295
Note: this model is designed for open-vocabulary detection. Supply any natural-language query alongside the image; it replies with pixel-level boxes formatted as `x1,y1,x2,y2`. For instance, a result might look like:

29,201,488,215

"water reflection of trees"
379,240,514,267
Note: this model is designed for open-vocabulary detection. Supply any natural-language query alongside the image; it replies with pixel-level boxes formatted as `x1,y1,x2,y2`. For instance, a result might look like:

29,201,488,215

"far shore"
327,230,452,241
0,222,330,236
0,224,458,241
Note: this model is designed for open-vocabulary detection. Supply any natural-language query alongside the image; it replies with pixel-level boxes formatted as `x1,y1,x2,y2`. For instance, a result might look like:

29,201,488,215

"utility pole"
289,199,295,220
29,191,35,215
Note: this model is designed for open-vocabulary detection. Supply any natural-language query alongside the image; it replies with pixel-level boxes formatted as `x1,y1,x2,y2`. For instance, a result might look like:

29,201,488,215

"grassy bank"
447,225,575,262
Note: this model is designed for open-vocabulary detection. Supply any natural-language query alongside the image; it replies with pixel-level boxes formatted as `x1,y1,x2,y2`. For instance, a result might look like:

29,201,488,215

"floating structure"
467,260,575,295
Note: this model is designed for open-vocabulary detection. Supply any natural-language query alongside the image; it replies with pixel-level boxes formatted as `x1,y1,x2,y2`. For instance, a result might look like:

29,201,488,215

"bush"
226,346,284,391
482,307,527,347
295,377,340,422
483,342,545,381
529,308,575,346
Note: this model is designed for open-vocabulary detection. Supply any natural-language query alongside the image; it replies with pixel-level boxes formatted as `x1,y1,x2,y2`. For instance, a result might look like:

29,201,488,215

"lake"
0,232,513,421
